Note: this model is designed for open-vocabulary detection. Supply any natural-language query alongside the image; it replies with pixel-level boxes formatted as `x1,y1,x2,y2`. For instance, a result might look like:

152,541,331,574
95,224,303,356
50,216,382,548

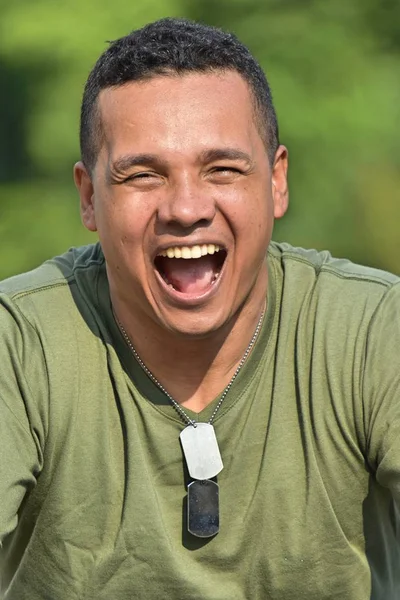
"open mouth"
154,244,227,296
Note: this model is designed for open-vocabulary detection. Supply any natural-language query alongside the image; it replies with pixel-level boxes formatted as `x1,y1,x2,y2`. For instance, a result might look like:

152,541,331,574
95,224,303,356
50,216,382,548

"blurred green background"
1,0,399,279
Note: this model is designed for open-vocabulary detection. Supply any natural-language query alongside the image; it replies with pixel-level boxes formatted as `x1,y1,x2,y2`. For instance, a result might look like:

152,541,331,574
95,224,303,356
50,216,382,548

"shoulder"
268,240,398,298
268,241,400,335
0,243,104,301
268,241,399,287
0,243,106,346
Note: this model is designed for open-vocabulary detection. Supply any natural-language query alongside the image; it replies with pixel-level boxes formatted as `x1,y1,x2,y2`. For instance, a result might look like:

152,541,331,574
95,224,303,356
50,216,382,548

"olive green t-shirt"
0,242,400,599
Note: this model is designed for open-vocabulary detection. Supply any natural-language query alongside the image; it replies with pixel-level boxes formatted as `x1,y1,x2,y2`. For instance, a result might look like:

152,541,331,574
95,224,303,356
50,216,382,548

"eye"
124,171,163,187
208,166,243,182
127,172,155,180
213,166,241,173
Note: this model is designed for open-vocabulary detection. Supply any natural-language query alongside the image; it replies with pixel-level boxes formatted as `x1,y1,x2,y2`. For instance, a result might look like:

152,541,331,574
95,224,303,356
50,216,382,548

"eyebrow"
199,148,253,165
110,154,163,174
110,147,254,175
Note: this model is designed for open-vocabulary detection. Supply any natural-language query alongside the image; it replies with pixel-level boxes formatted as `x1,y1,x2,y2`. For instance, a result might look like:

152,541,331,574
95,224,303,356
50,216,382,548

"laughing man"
1,17,399,600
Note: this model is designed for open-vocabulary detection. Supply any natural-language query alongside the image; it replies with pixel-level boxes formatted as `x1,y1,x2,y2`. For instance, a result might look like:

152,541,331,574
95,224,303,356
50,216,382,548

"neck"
112,277,267,413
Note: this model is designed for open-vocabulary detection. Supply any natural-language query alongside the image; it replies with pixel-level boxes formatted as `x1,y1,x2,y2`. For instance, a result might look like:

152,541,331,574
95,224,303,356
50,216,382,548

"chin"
153,305,233,340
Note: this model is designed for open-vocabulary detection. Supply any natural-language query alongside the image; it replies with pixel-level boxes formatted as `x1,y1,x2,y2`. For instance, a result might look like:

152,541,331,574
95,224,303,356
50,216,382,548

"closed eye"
123,171,164,188
207,165,245,183
212,166,242,173
127,171,157,179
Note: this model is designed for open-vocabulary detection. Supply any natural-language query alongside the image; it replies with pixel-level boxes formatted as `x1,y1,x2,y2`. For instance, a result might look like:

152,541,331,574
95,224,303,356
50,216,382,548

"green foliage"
1,0,399,279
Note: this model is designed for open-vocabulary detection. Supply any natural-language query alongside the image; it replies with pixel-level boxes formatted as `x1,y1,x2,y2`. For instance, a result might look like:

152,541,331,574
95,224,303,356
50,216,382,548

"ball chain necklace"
116,307,265,538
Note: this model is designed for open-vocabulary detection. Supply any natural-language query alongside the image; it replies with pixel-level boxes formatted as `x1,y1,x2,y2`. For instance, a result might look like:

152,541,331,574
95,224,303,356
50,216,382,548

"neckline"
98,259,278,426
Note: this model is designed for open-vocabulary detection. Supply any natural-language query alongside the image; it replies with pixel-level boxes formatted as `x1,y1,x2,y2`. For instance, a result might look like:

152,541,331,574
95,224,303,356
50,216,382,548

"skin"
74,70,288,411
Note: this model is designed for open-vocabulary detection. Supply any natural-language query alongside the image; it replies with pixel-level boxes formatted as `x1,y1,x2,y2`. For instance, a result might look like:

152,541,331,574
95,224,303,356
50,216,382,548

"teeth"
158,244,222,259
181,247,192,259
191,245,202,258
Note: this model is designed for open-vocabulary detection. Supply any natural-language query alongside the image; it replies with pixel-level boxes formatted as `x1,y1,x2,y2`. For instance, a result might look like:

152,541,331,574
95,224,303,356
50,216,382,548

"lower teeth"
163,272,220,292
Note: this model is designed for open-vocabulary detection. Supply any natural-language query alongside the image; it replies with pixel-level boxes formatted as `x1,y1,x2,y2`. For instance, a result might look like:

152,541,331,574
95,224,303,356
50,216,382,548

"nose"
157,175,216,230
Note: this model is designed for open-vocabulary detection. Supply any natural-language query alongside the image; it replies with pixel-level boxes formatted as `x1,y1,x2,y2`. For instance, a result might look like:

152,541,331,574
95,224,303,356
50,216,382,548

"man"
0,17,399,600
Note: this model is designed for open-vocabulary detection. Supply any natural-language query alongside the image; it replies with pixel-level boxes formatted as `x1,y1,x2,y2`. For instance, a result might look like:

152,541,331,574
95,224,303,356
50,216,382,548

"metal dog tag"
180,423,224,480
187,479,219,538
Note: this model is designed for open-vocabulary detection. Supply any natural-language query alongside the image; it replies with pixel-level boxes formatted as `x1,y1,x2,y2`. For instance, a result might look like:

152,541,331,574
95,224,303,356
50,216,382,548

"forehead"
97,71,262,157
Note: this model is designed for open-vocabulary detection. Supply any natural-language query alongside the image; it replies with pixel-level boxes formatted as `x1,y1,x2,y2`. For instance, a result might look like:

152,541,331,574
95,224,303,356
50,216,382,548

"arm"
363,281,400,500
0,297,48,543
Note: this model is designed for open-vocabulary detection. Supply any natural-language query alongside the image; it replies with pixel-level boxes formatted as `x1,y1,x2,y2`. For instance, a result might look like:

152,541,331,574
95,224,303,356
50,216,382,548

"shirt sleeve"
363,281,400,501
0,296,48,543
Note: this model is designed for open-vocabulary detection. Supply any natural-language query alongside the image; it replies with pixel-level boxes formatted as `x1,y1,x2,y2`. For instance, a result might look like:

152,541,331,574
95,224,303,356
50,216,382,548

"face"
74,71,288,338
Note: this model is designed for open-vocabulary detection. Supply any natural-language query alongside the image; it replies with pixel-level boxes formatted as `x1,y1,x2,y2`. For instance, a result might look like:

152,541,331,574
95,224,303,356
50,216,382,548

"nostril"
197,218,212,228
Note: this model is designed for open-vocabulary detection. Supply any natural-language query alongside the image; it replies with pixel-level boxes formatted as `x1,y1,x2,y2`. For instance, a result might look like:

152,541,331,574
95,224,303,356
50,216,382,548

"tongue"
162,255,217,294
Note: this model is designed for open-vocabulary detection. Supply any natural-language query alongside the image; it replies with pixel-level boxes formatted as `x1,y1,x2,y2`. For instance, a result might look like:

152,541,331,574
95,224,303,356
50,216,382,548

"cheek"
237,204,272,274
238,192,271,242
96,194,151,244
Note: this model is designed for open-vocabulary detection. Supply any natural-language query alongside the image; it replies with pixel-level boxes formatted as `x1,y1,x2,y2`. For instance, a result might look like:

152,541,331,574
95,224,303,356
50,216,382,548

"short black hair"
80,17,279,172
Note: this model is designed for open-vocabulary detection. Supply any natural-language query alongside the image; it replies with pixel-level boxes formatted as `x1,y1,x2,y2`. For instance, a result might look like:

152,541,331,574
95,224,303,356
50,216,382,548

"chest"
15,352,373,599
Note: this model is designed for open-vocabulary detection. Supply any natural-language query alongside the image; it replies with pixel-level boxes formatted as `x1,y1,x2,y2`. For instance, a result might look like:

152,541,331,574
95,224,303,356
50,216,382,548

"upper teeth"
159,244,221,259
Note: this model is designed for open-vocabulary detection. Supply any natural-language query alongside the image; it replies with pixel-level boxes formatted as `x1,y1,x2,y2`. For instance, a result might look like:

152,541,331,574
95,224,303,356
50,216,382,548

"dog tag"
187,479,219,538
180,423,223,480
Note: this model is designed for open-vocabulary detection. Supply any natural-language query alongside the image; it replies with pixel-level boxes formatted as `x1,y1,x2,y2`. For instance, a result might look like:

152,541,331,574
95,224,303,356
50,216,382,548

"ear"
74,161,97,232
271,145,289,219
